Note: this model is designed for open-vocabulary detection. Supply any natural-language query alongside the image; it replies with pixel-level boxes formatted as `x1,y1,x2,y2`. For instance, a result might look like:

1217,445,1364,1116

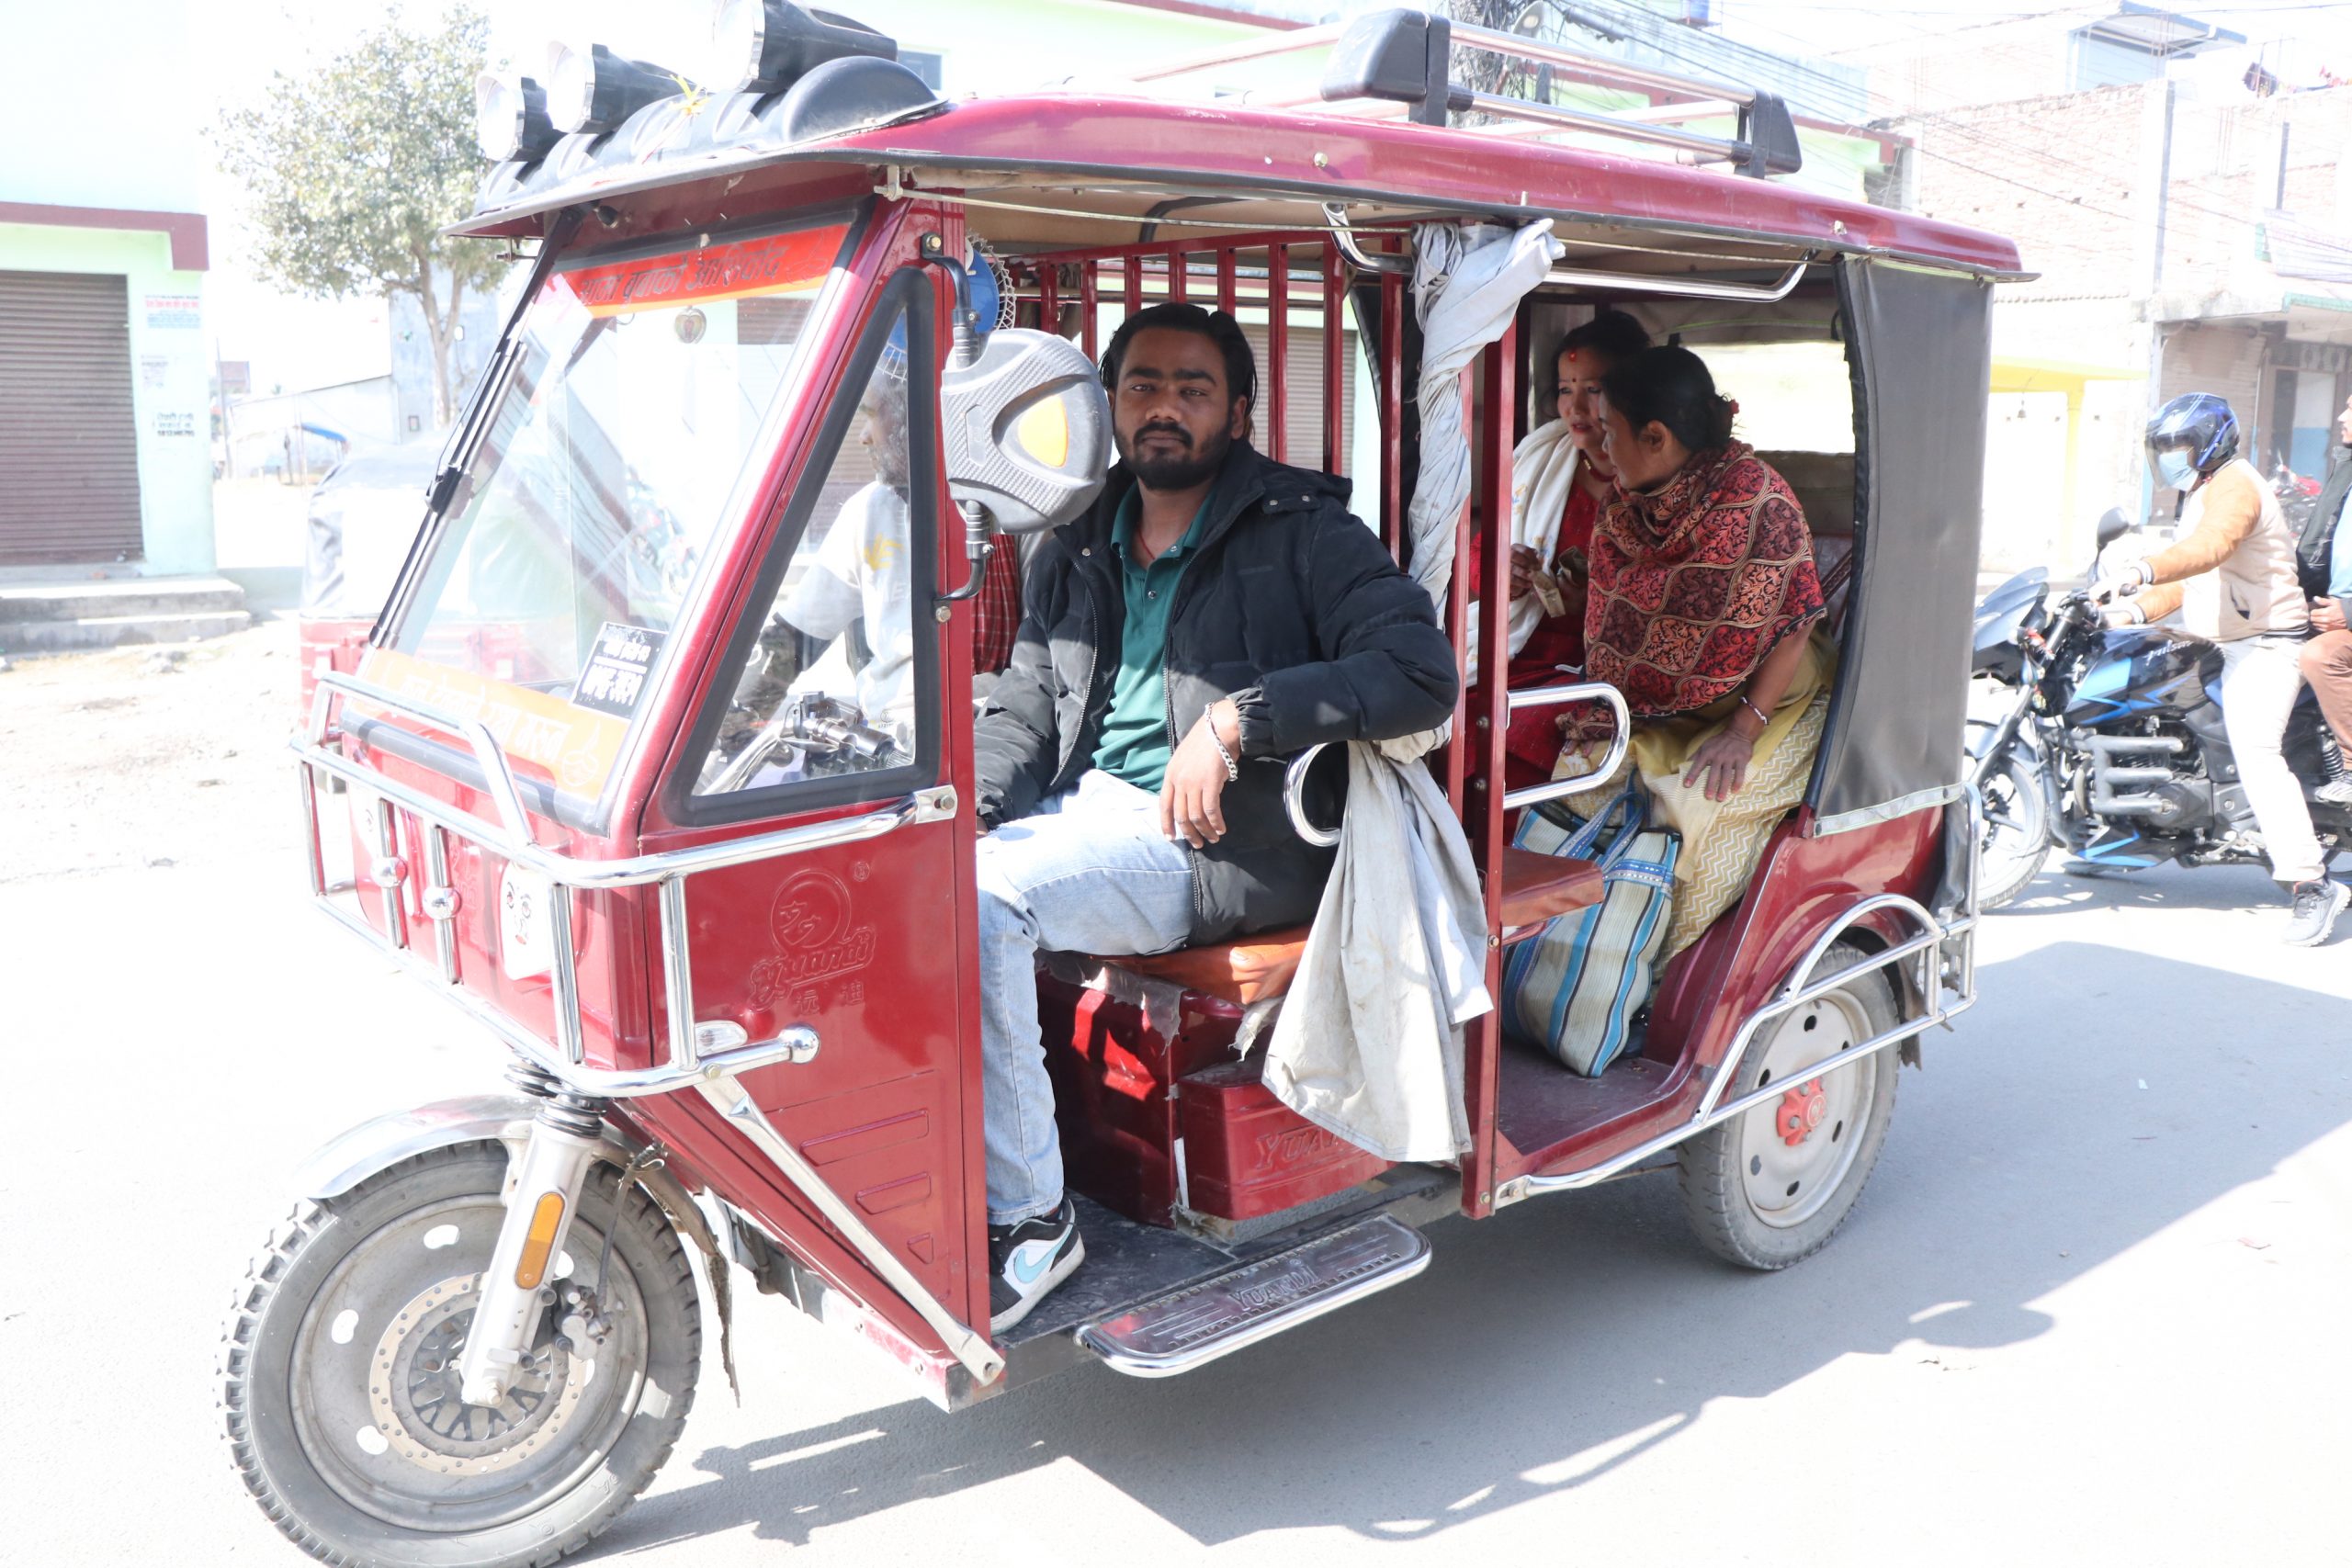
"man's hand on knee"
1160,700,1241,848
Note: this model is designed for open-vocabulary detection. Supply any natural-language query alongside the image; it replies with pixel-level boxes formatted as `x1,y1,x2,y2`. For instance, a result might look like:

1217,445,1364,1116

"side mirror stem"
936,500,998,605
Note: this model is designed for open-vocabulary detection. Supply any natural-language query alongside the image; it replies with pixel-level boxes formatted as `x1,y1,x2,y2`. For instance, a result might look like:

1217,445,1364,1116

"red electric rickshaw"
224,10,2015,1564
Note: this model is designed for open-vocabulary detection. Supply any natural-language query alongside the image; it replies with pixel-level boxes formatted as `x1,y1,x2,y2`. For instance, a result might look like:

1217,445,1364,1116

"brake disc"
367,1274,589,1477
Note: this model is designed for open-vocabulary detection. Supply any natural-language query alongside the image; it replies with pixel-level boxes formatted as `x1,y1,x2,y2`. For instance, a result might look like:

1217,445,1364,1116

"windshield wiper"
373,208,584,644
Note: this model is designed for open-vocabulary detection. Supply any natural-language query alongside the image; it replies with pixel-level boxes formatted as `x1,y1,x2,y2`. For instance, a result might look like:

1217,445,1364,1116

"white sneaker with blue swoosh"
988,1198,1085,1333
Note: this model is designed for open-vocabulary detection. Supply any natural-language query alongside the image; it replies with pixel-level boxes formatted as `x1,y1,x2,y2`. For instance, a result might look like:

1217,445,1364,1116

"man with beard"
970,303,1457,1329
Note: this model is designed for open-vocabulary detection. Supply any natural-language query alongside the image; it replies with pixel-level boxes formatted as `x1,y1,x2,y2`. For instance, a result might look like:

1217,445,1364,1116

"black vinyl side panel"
1811,261,1994,832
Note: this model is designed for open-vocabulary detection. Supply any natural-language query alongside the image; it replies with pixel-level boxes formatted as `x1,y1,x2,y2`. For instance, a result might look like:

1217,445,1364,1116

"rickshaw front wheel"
1677,942,1900,1270
220,1143,701,1568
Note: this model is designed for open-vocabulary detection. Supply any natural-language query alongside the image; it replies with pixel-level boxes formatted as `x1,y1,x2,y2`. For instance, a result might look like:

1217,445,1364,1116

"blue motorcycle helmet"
2144,392,2239,491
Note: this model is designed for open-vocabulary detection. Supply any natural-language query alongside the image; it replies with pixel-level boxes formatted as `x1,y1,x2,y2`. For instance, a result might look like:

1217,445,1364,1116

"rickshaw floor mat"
1493,1041,1673,1164
1001,1169,1456,1349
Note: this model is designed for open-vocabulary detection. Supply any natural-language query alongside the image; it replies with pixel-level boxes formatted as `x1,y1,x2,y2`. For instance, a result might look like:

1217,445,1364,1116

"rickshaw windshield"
365,220,854,809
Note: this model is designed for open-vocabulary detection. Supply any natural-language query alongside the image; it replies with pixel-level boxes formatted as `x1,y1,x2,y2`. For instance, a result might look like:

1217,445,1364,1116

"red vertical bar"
1444,366,1475,815
1166,246,1187,303
1080,264,1099,359
1038,263,1058,339
1322,242,1346,476
1266,243,1289,463
1380,269,1405,561
1216,245,1237,313
1462,325,1517,1218
1124,254,1143,317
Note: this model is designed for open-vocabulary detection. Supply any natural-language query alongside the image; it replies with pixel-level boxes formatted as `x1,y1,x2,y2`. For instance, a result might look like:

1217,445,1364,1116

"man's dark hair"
1101,302,1258,418
1552,310,1651,379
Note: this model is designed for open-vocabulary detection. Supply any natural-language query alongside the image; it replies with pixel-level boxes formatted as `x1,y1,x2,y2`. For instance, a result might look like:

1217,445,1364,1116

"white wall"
0,0,204,209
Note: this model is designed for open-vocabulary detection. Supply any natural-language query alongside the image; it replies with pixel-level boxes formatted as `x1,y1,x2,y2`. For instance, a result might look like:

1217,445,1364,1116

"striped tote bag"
1499,784,1679,1076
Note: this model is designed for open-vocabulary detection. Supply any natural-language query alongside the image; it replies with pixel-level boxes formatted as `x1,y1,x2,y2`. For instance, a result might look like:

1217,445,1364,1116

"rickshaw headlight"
474,71,558,163
544,40,683,136
707,0,898,94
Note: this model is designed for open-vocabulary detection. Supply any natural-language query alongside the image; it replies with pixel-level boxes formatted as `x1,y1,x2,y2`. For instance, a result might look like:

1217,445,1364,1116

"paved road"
6,653,2350,1565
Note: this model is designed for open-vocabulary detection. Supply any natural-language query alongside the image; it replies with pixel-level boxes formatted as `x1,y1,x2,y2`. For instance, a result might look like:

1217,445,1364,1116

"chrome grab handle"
1283,744,1342,848
311,671,537,846
1500,682,1631,811
1282,682,1630,840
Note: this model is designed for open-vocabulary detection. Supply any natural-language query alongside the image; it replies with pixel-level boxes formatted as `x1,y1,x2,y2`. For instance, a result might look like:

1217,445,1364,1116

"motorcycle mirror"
2095,507,2131,549
938,328,1110,535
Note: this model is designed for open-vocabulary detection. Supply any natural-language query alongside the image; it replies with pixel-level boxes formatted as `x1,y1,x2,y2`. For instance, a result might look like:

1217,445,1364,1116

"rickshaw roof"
452,93,2024,282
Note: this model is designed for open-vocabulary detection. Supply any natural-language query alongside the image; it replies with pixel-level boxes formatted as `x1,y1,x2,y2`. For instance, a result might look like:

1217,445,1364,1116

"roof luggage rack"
1128,6,1802,179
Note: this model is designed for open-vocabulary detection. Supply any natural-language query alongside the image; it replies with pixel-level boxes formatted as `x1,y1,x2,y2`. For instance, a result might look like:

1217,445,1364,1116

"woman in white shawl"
1489,310,1650,791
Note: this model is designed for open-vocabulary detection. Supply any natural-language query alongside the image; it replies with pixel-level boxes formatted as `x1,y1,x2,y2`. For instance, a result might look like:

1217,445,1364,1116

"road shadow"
597,938,2350,1551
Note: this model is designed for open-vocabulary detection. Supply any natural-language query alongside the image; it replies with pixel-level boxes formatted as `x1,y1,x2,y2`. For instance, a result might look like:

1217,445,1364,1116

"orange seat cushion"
1099,848,1604,1008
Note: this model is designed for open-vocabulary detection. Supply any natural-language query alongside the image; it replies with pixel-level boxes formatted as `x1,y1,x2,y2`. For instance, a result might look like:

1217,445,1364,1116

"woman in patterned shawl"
1555,345,1838,956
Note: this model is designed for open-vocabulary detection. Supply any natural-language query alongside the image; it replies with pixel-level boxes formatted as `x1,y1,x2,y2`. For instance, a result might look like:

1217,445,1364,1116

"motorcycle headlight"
544,40,684,135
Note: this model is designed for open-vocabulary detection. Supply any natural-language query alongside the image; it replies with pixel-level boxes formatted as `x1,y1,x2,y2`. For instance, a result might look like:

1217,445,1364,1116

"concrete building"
0,0,217,576
1861,6,2352,570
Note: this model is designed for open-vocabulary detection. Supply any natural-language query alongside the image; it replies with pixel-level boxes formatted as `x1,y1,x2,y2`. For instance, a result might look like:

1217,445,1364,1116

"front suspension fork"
455,1086,608,1408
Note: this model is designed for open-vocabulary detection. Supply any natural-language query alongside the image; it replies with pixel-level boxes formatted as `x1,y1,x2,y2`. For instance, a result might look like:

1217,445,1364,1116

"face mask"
2154,447,2198,491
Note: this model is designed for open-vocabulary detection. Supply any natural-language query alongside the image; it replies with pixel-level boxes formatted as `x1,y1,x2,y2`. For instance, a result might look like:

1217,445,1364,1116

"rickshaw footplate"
1078,1216,1431,1378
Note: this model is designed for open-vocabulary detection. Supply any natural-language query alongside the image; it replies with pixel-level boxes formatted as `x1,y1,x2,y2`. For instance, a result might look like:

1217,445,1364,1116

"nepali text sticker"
570,622,666,718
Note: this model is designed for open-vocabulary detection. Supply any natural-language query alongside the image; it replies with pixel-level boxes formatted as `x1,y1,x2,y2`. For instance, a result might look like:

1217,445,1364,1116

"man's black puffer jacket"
975,441,1458,945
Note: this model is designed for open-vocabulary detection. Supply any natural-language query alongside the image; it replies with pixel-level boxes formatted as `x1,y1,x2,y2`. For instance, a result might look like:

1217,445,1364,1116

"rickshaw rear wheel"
220,1143,701,1568
1677,942,1900,1270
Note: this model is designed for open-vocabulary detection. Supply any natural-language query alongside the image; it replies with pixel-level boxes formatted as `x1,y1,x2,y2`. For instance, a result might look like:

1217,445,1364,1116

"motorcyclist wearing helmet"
2096,392,2346,946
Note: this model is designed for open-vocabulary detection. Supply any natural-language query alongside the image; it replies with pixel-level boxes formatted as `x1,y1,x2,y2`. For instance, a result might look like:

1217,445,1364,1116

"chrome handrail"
1502,682,1630,811
1325,205,1813,305
1544,255,1811,304
1279,682,1629,842
1283,743,1343,848
311,671,536,847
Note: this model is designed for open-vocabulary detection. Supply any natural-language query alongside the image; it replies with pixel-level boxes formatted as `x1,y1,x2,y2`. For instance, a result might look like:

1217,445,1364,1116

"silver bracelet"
1738,695,1770,729
1204,713,1239,782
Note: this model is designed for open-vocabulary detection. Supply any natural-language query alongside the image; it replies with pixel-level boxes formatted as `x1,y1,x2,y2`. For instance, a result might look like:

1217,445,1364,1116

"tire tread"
218,1145,700,1568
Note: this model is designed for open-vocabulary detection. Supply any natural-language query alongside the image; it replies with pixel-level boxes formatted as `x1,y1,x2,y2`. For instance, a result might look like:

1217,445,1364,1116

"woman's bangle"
1738,695,1770,728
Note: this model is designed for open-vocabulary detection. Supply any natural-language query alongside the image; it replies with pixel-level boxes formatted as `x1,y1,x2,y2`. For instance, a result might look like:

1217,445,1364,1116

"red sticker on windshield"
561,226,845,318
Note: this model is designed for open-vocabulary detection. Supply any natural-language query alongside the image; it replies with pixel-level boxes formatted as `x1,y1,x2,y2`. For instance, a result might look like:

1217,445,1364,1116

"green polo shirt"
1091,491,1210,794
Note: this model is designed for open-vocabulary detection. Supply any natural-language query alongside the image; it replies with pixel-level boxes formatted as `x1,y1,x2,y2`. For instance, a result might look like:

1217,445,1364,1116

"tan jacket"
2134,459,2307,640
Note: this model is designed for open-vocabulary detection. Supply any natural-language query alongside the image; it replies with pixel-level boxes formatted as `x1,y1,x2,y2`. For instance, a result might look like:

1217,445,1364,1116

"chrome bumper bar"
294,672,1001,1384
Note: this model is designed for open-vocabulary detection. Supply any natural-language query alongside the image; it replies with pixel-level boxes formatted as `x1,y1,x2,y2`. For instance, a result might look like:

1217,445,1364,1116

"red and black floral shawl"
1568,442,1823,739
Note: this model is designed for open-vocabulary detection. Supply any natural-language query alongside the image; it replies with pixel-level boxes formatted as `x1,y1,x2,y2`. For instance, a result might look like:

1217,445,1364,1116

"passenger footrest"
1078,1215,1430,1377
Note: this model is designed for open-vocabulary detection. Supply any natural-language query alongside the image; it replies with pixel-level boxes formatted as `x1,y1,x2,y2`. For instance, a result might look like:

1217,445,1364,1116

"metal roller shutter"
0,271,143,564
1241,322,1357,474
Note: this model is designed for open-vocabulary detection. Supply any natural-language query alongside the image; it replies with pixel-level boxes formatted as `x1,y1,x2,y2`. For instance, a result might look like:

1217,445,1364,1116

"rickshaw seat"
1104,848,1604,1007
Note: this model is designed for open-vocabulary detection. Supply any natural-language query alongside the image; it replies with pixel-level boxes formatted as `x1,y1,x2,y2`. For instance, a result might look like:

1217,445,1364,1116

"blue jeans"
977,770,1194,1224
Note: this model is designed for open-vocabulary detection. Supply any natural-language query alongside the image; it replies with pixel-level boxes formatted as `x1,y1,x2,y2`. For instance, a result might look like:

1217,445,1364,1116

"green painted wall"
0,223,216,573
849,0,1261,95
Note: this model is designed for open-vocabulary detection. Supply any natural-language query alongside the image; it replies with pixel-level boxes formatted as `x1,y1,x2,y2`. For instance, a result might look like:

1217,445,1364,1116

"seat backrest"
1756,448,1858,635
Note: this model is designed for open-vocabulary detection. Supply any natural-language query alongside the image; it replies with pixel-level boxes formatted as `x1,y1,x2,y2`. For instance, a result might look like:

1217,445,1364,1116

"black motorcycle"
1966,521,2350,908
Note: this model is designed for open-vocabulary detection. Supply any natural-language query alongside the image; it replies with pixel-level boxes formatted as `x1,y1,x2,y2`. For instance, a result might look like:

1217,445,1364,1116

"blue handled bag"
1498,784,1679,1076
